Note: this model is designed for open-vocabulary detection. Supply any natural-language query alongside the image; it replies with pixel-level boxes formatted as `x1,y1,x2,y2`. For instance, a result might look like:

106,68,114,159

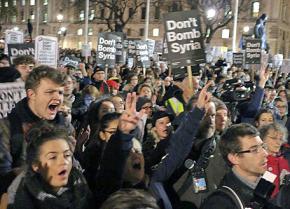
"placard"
136,40,150,68
281,59,290,73
0,82,26,119
163,10,205,67
7,43,35,64
35,36,58,68
233,52,244,67
96,32,118,67
5,30,24,54
245,39,261,64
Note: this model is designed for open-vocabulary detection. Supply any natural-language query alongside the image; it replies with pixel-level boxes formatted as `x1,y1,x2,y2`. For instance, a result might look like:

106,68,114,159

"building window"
100,8,105,19
99,28,103,33
129,8,134,18
127,28,131,36
139,28,144,36
222,29,230,39
21,0,25,6
155,7,160,19
252,1,260,17
78,42,82,49
153,28,159,37
20,10,25,22
77,28,83,35
90,9,95,20
43,13,48,22
43,0,48,5
80,10,84,21
13,0,16,6
30,0,35,6
4,1,8,7
11,15,16,23
88,28,93,35
141,7,146,20
30,10,35,20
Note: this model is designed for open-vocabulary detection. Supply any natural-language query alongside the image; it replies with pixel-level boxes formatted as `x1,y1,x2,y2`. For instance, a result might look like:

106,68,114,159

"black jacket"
7,168,93,209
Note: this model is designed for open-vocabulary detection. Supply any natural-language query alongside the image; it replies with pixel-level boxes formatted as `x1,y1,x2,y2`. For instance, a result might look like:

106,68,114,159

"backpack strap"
217,186,244,209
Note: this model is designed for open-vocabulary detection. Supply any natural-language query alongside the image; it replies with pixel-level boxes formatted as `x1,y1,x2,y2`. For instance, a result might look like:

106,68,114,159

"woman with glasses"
78,112,121,192
259,122,290,198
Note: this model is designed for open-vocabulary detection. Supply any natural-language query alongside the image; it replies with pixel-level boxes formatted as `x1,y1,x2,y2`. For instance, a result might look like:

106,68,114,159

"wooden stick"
187,65,193,90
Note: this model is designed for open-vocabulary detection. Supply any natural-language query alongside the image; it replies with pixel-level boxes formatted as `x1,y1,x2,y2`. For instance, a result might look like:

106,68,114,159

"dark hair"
26,121,71,166
100,189,160,209
254,108,275,125
220,123,259,166
259,122,288,143
137,83,154,95
13,55,35,66
99,112,121,132
25,65,65,91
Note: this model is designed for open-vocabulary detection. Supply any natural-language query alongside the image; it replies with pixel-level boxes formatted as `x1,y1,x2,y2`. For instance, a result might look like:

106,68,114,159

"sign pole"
187,66,193,90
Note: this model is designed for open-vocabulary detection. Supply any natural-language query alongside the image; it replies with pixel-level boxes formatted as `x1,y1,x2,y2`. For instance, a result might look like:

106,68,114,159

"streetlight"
57,14,64,22
13,27,19,31
243,26,250,33
207,9,216,19
60,27,67,32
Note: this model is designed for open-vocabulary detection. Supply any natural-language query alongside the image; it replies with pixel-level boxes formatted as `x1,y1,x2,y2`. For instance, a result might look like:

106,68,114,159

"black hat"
152,111,174,127
136,96,152,112
91,66,105,78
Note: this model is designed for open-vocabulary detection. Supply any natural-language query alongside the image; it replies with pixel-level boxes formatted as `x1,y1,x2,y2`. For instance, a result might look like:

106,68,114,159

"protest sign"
0,82,26,119
281,59,290,73
163,10,205,67
126,38,139,58
154,40,163,54
113,32,126,65
7,43,35,64
146,39,155,57
35,36,58,68
60,55,81,68
5,30,24,54
233,52,244,67
272,54,283,68
245,39,261,64
81,43,91,57
96,32,118,67
136,40,150,68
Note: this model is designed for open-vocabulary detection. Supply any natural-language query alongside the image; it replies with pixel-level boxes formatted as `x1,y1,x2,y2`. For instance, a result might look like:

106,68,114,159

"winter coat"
267,154,290,198
7,167,93,209
0,97,74,195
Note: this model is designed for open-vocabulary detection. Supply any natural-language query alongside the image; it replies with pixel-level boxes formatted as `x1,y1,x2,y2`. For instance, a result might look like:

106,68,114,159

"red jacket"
267,154,290,197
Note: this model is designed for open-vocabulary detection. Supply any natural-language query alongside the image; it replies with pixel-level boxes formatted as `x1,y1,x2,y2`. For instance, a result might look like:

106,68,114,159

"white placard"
35,36,58,68
0,82,26,119
5,30,24,54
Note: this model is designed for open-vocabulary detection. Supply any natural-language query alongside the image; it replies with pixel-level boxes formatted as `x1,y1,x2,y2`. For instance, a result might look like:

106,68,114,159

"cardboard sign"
233,53,244,67
113,32,126,65
81,44,91,57
272,54,283,68
125,38,139,58
7,43,35,64
281,59,290,73
163,10,205,67
136,40,150,68
0,82,26,119
154,40,163,54
60,55,81,68
245,39,261,64
146,39,155,57
5,30,24,54
35,36,58,68
96,32,119,67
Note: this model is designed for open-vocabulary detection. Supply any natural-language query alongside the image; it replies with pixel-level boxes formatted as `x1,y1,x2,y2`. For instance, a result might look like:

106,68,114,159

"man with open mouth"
0,65,74,196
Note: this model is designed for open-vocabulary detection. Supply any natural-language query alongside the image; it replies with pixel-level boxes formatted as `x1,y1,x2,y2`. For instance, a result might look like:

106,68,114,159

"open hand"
196,81,213,109
118,92,144,134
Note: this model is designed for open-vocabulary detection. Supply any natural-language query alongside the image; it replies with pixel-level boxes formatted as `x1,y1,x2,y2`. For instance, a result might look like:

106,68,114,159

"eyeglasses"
142,106,152,110
236,143,268,154
103,129,117,135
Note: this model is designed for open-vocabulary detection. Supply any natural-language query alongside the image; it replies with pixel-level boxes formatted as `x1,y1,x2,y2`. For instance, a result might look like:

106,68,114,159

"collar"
232,167,259,189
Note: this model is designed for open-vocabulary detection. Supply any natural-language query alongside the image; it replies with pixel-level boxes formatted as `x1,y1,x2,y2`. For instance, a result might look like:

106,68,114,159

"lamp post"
56,14,64,47
232,0,239,52
36,0,40,37
144,0,150,40
84,0,89,63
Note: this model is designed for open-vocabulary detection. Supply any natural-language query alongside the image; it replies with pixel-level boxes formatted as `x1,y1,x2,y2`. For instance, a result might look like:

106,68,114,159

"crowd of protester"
1,51,290,209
